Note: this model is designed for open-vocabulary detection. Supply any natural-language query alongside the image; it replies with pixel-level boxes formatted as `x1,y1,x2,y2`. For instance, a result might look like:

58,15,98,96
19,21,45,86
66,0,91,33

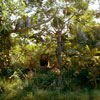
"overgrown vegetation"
0,0,100,100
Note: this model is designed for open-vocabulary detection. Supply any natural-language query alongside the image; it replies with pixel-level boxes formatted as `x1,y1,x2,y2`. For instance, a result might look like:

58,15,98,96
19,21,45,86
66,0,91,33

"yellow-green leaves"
85,45,90,53
21,0,26,7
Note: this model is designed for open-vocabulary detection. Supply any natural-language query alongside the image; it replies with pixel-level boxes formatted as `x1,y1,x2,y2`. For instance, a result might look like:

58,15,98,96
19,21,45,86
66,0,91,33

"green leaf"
21,0,26,6
85,45,90,52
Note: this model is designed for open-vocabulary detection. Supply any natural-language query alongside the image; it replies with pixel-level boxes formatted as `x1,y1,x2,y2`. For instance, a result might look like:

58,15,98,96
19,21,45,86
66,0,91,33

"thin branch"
11,8,58,33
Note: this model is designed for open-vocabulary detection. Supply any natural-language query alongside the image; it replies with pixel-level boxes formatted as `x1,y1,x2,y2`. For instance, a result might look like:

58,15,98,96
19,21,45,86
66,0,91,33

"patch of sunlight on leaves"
7,79,23,91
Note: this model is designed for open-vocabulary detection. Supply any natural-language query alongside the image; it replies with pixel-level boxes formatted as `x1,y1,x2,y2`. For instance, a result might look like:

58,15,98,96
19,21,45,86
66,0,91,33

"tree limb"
12,8,58,33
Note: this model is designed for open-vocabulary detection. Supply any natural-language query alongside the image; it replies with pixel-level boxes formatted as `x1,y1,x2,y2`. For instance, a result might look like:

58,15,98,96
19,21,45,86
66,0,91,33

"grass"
1,72,100,100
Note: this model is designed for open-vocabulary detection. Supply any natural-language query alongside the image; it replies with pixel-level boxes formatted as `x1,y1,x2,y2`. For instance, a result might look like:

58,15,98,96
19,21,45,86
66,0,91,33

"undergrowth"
0,71,100,100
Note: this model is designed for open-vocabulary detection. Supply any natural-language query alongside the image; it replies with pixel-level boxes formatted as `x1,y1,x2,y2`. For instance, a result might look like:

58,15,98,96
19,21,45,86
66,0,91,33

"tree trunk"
56,31,62,70
56,31,62,88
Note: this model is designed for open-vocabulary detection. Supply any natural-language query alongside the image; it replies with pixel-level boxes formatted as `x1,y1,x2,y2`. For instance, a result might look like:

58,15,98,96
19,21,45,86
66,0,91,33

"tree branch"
12,8,58,33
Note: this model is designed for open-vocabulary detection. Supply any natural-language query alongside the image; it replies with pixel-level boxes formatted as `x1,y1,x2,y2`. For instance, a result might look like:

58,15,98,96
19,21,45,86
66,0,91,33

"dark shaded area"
21,68,31,74
40,54,48,66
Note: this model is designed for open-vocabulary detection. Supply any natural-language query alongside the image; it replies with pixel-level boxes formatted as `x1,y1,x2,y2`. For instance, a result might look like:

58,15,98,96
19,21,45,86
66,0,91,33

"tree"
0,0,98,80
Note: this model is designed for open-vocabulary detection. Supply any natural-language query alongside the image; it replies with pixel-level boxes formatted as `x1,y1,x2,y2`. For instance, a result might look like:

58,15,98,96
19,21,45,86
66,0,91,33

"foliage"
0,73,100,100
0,0,100,99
